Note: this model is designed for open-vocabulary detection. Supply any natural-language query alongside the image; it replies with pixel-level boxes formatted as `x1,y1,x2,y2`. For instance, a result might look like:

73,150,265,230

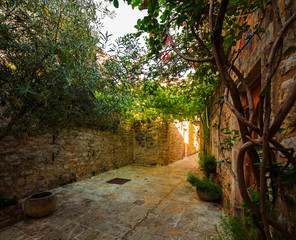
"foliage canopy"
0,0,122,137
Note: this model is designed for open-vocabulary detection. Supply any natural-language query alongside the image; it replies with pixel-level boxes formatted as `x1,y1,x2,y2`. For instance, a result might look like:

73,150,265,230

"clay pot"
196,188,218,202
24,192,57,218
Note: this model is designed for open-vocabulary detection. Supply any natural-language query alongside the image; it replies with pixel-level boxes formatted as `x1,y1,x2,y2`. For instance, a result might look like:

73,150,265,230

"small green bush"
199,154,217,176
0,196,18,210
187,172,222,200
213,214,258,240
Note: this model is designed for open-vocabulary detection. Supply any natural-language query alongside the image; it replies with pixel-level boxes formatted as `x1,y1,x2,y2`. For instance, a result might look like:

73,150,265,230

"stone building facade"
207,0,296,212
0,120,198,199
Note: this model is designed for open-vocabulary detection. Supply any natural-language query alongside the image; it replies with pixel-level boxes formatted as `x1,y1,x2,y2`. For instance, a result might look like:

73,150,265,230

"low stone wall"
0,127,134,199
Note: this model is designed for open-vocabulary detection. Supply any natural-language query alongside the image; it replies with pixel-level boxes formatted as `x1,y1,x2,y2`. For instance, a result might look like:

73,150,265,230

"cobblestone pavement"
0,154,222,240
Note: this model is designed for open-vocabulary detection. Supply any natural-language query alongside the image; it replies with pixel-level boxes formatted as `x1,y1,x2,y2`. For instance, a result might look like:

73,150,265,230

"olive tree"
0,0,121,138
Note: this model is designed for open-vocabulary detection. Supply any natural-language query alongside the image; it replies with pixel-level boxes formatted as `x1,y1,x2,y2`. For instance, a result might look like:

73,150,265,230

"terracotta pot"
24,192,57,218
196,187,218,202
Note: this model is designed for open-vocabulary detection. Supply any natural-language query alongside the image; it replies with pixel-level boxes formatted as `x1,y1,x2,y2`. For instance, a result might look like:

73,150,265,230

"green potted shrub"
187,172,222,202
199,154,217,176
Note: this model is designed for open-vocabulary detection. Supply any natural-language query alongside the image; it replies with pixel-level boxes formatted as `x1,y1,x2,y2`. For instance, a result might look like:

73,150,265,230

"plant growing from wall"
219,127,241,151
112,0,296,238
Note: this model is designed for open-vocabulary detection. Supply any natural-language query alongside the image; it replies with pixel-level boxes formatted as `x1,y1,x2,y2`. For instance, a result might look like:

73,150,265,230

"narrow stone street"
0,154,221,240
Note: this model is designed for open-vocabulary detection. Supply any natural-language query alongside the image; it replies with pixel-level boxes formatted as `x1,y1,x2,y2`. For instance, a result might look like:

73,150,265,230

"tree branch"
236,140,295,239
237,141,261,216
269,138,296,168
214,0,229,46
271,0,283,29
228,64,255,125
209,0,214,32
190,25,211,54
224,88,260,133
278,179,294,234
260,90,272,239
269,78,296,138
165,27,214,63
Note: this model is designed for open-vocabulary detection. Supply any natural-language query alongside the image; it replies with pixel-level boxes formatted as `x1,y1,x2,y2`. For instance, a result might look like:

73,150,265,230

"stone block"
5,156,22,166
36,157,46,163
17,177,25,186
283,30,296,55
279,53,296,76
280,78,295,102
25,175,37,184
21,170,34,176
280,137,296,157
0,148,15,155
1,141,19,148
285,0,293,8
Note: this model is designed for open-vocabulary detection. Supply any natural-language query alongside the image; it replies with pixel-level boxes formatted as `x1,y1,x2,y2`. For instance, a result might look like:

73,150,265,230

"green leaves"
0,0,124,136
260,86,271,96
278,128,286,133
281,167,296,184
113,0,119,8
220,128,241,151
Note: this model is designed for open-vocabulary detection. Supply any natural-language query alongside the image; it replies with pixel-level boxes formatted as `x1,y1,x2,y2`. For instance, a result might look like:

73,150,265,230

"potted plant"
187,172,222,202
199,154,217,177
24,192,57,218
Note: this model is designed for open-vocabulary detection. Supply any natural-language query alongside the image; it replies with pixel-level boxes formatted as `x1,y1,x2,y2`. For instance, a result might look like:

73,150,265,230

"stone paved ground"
0,153,222,240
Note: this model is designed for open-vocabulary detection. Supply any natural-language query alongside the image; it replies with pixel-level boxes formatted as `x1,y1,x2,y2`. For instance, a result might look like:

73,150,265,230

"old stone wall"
0,119,190,199
134,120,169,165
167,123,186,163
207,0,296,212
188,123,199,155
0,126,134,199
133,120,192,165
207,84,242,210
